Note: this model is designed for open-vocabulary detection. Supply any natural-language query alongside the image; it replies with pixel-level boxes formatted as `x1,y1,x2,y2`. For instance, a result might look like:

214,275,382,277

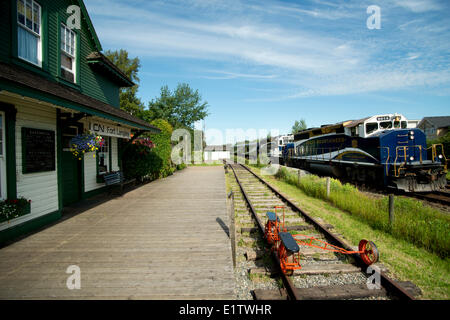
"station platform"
0,166,235,299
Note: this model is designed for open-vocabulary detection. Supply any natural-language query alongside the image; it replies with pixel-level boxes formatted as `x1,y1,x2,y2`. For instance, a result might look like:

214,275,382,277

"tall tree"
292,119,307,134
147,83,209,129
104,49,146,118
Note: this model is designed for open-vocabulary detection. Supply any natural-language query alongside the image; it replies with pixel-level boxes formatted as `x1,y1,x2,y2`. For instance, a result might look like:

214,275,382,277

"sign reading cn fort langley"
89,121,131,139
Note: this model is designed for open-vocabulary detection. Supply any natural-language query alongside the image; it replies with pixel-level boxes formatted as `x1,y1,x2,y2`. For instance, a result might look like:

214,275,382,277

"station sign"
88,120,131,139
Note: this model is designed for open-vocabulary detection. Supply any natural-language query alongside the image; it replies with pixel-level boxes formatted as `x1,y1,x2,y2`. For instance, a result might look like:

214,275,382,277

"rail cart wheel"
359,240,379,265
284,269,293,276
280,262,293,276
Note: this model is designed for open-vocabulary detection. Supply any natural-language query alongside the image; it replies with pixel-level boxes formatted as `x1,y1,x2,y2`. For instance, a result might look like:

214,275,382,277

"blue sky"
84,0,450,143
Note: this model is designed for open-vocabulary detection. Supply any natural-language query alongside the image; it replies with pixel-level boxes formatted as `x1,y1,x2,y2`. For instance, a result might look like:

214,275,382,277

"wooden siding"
83,152,104,192
0,96,59,232
0,0,121,108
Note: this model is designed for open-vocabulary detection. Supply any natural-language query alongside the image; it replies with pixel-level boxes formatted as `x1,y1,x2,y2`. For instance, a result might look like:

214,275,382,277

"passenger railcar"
282,114,447,192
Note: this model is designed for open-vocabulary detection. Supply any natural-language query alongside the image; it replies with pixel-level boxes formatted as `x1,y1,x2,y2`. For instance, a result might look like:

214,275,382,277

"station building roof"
0,62,160,133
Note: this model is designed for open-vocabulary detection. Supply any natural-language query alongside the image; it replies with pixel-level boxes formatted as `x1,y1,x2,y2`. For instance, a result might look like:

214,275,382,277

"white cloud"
406,53,421,60
86,0,450,99
287,71,450,98
199,70,278,80
393,0,442,12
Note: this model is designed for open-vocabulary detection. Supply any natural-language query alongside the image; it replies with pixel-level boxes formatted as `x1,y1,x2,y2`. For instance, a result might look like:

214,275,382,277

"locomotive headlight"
409,156,414,161
439,154,443,159
410,131,414,135
409,135,414,140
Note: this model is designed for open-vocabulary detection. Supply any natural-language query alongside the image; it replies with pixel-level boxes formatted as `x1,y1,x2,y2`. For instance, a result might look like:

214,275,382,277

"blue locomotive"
281,114,447,192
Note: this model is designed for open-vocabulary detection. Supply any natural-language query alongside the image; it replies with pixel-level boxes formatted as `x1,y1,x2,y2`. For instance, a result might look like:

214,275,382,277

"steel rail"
409,192,450,206
239,163,416,300
227,162,300,300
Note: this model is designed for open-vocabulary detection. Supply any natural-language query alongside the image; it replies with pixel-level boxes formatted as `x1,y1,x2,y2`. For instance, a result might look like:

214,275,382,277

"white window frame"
0,111,6,200
17,0,42,67
60,23,77,83
97,137,110,175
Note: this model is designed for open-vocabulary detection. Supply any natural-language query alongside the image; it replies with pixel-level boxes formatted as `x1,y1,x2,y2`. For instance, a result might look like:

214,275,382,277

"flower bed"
0,198,31,223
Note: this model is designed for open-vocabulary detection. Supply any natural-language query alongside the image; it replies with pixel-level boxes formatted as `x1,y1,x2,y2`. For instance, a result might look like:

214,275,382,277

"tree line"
105,49,209,131
105,49,208,180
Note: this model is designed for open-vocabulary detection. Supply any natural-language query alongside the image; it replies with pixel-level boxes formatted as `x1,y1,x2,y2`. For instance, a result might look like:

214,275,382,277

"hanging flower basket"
132,137,155,155
0,198,31,223
70,133,105,160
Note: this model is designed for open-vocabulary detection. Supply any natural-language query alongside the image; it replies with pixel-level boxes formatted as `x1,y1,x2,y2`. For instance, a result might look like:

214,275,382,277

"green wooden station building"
0,0,160,244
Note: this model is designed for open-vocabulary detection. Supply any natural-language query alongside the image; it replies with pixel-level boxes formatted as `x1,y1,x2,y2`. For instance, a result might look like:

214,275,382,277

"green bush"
149,119,174,178
272,167,450,258
176,163,187,170
122,143,162,181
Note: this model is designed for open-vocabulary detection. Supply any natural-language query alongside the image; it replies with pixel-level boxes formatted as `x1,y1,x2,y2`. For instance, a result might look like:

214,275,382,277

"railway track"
227,162,420,300
409,191,450,206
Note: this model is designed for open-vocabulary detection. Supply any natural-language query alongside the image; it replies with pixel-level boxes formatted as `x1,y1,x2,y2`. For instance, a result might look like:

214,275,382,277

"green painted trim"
75,22,81,85
20,127,26,174
0,210,61,246
41,0,48,72
108,137,112,171
0,102,17,200
0,79,158,131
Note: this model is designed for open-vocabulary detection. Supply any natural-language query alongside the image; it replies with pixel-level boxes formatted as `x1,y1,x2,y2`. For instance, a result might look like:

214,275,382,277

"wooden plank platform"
0,167,235,300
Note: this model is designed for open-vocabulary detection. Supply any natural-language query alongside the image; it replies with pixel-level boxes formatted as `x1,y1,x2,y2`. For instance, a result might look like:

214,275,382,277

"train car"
282,114,447,192
269,135,293,164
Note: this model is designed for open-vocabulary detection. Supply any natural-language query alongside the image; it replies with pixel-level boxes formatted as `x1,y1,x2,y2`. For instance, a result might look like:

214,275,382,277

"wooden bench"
103,171,136,194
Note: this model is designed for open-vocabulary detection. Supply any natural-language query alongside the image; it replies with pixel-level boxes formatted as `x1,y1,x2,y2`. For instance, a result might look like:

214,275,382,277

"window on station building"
60,24,77,83
97,137,109,175
365,122,378,135
17,0,42,66
380,121,392,129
